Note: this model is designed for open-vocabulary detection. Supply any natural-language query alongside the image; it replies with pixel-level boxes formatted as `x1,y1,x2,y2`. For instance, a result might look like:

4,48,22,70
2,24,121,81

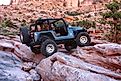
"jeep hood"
68,25,86,31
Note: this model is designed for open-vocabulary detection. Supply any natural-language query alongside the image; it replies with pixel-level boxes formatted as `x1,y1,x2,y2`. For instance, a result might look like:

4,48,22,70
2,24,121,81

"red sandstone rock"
0,35,121,81
0,35,45,62
94,43,121,56
36,52,121,81
72,44,121,74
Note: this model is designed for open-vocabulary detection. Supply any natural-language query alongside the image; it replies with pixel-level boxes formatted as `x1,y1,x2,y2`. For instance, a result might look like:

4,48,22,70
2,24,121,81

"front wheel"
41,39,57,57
76,32,91,47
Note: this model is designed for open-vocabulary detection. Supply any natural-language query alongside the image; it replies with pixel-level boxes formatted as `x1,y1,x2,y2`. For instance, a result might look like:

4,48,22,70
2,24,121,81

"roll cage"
30,18,68,35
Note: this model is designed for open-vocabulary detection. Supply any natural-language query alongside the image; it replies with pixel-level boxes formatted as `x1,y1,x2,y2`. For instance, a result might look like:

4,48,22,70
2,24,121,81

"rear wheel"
76,32,91,47
41,39,57,57
64,41,77,51
30,46,41,54
20,27,30,44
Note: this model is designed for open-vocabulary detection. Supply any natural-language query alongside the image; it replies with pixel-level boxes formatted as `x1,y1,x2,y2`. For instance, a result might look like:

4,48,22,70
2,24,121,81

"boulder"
0,51,33,81
22,62,34,71
0,35,45,62
94,43,121,56
91,38,110,45
14,43,34,61
29,69,41,81
71,45,121,74
0,39,14,52
0,38,34,61
36,52,121,81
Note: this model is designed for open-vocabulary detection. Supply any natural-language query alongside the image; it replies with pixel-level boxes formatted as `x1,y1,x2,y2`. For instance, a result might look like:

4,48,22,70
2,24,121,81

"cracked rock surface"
0,35,121,81
36,52,121,81
0,51,32,81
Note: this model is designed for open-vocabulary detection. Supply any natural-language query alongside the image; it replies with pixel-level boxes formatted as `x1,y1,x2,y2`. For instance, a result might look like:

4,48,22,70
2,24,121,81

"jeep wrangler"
20,18,91,57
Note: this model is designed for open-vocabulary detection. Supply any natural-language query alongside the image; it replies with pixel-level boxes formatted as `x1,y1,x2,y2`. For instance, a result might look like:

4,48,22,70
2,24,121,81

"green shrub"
102,1,121,43
102,12,113,19
97,19,107,25
77,20,96,29
65,11,81,16
1,18,14,28
106,1,119,12
0,18,18,36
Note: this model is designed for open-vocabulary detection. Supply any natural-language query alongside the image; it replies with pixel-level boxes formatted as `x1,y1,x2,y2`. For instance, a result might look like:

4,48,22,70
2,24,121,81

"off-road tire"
64,41,77,51
76,32,91,47
41,39,57,57
20,27,30,44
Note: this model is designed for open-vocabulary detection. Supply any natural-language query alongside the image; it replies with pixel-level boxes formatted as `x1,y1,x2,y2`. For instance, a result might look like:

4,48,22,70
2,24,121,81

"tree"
102,0,121,43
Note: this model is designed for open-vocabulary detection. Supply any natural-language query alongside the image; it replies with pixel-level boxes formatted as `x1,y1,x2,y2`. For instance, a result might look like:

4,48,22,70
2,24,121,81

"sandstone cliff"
11,0,111,7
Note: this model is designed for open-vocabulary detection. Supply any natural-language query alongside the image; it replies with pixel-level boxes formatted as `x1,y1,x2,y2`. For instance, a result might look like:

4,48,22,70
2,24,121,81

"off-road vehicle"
20,18,91,57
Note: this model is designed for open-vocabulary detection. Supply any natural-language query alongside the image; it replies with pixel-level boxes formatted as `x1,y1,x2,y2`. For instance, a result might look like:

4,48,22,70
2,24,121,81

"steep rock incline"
0,35,45,63
71,43,121,73
0,35,121,81
0,51,32,81
0,35,42,81
36,52,121,81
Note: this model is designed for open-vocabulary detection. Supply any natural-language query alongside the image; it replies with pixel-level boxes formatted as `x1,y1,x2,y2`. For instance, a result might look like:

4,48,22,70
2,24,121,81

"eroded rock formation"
36,52,121,81
0,35,121,81
11,0,111,7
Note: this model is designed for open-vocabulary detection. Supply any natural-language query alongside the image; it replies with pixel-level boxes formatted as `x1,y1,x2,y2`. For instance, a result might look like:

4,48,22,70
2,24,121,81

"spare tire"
20,27,30,44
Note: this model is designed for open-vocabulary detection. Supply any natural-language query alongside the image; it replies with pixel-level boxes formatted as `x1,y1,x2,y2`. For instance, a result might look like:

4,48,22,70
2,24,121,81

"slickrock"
0,51,33,81
0,35,121,81
0,35,45,62
36,52,121,81
94,43,121,56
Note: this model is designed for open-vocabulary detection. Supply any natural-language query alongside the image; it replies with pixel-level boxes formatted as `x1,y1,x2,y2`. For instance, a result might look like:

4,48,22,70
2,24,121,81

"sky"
0,0,11,5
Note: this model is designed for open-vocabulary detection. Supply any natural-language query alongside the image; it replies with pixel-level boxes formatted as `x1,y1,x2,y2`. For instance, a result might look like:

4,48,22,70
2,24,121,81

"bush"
106,1,119,12
97,19,107,25
1,18,14,28
102,1,121,43
77,20,96,29
65,11,81,16
0,18,18,36
102,12,113,19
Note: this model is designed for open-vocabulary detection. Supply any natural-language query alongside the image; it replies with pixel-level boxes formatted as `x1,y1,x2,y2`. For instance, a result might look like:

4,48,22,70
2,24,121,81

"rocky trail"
0,35,121,81
0,0,121,80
